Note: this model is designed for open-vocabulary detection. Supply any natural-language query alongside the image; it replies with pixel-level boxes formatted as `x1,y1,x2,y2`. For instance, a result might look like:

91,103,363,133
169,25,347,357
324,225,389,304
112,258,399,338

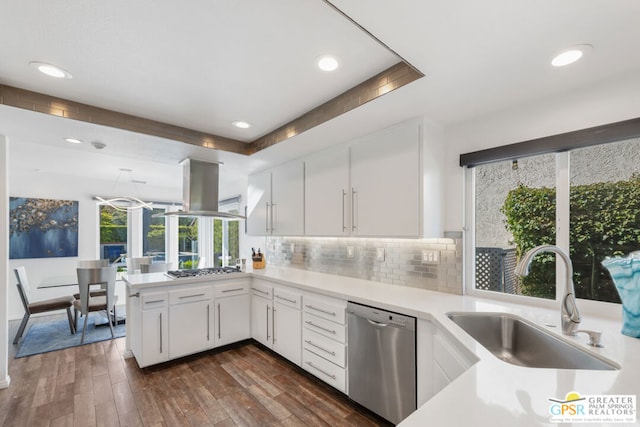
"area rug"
15,317,125,358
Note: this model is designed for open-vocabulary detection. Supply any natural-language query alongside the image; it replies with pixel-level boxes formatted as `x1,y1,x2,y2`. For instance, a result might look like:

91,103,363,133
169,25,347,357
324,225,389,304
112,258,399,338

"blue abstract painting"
9,197,79,259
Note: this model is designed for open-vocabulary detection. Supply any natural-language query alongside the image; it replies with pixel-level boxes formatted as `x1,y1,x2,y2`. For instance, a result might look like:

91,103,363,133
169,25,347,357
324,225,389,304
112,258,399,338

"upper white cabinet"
350,120,421,237
247,161,304,236
304,119,422,238
305,145,350,236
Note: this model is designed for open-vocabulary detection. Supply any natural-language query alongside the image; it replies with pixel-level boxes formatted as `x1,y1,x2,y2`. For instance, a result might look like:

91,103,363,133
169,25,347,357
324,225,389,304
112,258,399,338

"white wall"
442,73,640,232
1,135,10,388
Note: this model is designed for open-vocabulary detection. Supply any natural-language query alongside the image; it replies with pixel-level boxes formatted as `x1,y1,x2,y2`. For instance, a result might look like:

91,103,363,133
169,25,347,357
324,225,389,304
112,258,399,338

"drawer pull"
253,288,269,295
145,299,164,305
304,340,336,356
305,320,336,335
305,305,336,317
305,361,336,380
179,293,205,299
222,288,244,293
129,292,140,298
275,294,297,304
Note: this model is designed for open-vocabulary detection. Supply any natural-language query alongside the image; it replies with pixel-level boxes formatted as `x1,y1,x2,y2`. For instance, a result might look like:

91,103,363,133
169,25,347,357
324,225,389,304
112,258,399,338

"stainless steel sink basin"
446,312,620,370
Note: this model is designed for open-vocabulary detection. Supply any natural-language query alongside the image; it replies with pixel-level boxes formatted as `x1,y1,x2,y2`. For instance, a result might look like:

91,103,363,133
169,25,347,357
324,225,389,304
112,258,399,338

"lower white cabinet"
251,279,302,366
129,278,251,368
214,282,251,347
133,291,169,368
302,293,348,393
273,287,302,366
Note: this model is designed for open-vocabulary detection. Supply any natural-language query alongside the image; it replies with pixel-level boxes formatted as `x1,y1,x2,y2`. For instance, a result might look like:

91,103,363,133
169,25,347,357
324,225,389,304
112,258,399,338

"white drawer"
303,329,346,368
214,280,250,298
273,287,302,309
303,312,346,344
303,295,346,325
251,281,272,299
141,291,167,310
303,349,346,394
169,286,212,305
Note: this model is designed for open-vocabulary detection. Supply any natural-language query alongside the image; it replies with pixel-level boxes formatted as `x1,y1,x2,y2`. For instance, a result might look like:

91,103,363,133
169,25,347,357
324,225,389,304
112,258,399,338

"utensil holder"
253,259,265,269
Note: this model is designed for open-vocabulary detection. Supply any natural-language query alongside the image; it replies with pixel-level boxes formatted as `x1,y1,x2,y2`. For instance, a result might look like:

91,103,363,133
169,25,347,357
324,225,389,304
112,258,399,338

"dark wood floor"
2,315,392,427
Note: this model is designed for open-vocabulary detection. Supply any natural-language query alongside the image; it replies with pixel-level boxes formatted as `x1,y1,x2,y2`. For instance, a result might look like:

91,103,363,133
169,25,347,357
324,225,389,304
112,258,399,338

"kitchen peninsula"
124,266,640,427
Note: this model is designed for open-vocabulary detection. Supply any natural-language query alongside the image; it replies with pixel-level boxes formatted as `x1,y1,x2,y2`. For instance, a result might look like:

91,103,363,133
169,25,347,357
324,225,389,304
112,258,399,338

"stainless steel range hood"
159,159,245,219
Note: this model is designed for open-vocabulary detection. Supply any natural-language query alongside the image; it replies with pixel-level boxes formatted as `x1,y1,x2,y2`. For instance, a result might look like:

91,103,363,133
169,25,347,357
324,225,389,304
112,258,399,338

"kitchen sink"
446,312,620,370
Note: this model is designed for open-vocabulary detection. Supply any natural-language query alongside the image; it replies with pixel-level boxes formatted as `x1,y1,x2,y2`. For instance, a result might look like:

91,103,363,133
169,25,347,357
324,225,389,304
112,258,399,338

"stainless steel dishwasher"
347,302,416,425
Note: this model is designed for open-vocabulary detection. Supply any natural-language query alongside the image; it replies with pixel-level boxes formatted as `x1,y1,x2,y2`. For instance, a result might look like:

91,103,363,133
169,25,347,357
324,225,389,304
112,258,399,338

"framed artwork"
9,197,79,259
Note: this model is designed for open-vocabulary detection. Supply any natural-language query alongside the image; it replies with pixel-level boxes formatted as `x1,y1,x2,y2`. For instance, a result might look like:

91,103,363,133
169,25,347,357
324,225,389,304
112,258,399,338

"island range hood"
159,159,245,219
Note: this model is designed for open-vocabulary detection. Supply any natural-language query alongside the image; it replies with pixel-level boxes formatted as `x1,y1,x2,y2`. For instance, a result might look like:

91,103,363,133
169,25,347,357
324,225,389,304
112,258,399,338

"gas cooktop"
166,266,242,279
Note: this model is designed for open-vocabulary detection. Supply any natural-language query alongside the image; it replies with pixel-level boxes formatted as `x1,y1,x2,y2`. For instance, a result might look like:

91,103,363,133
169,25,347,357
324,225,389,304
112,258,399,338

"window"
178,216,198,269
569,137,640,303
473,154,556,299
467,137,640,306
99,205,127,265
142,208,166,261
213,198,241,267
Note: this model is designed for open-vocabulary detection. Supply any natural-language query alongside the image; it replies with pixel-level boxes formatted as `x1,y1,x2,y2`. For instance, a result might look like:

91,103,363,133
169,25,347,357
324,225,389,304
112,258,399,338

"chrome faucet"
514,245,582,336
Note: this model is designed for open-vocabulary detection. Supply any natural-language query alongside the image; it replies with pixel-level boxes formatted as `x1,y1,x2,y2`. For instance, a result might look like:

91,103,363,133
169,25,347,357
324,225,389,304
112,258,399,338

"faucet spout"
515,244,581,335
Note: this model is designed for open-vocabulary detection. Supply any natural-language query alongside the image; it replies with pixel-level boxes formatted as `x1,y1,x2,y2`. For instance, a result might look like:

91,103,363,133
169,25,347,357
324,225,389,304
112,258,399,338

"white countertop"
124,266,640,426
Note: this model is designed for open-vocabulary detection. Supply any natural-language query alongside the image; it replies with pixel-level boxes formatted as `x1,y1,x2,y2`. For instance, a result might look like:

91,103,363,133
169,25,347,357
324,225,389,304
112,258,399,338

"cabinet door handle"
265,202,270,233
275,294,297,304
270,202,276,232
304,305,336,317
266,305,270,341
217,303,221,340
222,288,244,293
305,320,336,335
159,312,163,354
304,340,336,356
305,361,336,380
207,304,210,341
351,187,357,232
342,190,347,232
129,292,140,298
272,307,277,344
179,293,205,299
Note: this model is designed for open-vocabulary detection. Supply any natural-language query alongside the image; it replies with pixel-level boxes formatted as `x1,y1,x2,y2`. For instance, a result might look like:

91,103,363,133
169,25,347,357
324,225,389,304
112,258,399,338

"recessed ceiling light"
29,61,73,79
232,121,252,129
65,137,82,144
551,44,593,67
317,55,339,72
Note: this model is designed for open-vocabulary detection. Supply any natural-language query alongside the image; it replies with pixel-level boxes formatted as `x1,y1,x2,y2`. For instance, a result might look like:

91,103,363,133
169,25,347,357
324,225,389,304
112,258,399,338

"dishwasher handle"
367,318,388,328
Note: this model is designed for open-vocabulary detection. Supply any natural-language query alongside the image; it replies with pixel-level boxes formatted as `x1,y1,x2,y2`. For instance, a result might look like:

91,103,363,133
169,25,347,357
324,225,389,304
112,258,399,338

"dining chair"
140,262,172,273
74,266,117,343
13,266,76,344
73,259,109,300
126,256,154,273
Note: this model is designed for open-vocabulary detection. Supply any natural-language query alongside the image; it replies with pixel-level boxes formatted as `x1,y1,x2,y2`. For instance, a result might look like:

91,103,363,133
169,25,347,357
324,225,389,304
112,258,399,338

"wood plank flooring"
2,316,392,427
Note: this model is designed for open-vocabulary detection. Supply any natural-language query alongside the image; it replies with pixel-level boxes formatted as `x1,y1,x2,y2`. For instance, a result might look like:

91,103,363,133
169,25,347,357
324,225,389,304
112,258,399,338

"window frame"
464,151,622,319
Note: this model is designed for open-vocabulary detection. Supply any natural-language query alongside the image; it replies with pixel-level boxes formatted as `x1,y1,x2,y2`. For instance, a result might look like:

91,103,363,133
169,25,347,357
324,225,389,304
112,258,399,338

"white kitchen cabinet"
251,279,302,366
273,287,302,366
251,282,272,347
305,144,350,236
302,293,348,393
432,324,477,395
350,120,421,237
214,281,251,347
168,286,213,359
247,161,304,236
133,291,169,368
246,170,271,236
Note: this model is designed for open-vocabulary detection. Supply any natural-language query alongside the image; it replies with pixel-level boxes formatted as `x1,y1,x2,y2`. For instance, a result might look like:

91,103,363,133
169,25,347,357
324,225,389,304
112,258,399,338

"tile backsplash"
264,236,463,295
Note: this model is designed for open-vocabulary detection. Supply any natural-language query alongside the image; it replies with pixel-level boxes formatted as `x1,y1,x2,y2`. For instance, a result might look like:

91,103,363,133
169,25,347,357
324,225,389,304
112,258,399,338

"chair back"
126,256,154,273
76,266,117,314
78,259,109,268
140,262,171,273
14,266,32,311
